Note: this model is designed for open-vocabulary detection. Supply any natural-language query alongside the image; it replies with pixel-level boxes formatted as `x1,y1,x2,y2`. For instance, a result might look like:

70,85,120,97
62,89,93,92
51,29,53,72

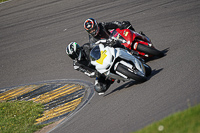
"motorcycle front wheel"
116,63,147,82
144,64,152,77
137,43,164,57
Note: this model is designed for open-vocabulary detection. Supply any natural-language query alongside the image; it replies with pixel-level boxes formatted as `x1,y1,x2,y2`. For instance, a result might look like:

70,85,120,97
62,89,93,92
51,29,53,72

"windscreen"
90,45,101,61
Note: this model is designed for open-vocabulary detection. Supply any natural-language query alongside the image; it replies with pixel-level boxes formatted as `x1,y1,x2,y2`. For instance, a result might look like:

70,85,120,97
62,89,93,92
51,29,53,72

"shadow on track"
104,68,163,96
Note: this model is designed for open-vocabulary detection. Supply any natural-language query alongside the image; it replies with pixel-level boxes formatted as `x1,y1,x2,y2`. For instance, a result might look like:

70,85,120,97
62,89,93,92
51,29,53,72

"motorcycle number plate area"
96,50,107,64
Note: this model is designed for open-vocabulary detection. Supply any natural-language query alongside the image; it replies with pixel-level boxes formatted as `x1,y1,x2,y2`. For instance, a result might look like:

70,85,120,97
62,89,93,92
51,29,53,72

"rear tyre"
116,63,147,82
137,43,164,57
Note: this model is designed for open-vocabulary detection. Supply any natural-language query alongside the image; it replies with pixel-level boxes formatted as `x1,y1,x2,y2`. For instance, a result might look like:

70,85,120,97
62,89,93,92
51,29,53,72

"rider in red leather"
83,18,151,45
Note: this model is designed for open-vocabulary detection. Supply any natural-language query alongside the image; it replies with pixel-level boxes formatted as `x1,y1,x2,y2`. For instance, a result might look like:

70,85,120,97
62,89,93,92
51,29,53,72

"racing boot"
139,31,146,36
139,31,151,43
94,78,106,95
94,77,112,95
121,21,135,31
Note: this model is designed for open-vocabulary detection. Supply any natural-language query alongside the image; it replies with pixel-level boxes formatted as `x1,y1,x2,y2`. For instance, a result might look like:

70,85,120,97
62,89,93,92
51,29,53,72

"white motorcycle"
90,40,152,85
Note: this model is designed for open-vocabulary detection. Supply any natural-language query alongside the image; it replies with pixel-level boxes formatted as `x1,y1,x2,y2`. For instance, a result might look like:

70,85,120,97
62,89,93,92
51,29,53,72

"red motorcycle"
110,28,164,58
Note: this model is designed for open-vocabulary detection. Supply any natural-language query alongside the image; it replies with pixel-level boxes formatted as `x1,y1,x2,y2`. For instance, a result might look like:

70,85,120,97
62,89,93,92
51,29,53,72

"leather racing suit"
88,21,135,44
72,42,114,95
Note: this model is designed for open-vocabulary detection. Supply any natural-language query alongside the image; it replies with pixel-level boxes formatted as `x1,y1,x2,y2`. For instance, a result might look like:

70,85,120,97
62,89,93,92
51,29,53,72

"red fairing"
109,28,162,58
115,28,134,49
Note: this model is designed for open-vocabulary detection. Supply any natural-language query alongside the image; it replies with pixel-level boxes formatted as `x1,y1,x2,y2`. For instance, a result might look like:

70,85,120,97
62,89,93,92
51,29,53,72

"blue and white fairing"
90,44,146,77
90,44,115,74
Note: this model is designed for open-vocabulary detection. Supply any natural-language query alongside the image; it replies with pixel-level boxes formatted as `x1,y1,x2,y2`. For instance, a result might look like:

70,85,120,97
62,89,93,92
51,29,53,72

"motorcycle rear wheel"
137,43,164,57
116,63,147,82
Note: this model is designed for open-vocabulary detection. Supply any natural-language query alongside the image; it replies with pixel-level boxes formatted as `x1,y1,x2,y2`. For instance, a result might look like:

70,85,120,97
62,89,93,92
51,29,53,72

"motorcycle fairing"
115,28,135,49
110,28,154,58
90,44,145,78
115,48,146,77
90,44,115,74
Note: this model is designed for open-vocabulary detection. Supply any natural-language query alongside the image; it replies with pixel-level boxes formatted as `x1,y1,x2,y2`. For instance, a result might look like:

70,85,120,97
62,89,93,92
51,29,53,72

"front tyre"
116,63,147,82
137,43,164,57
144,64,152,77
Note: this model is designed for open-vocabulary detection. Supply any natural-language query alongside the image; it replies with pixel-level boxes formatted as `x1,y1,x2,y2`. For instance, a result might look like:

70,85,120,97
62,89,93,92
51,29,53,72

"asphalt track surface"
0,0,200,133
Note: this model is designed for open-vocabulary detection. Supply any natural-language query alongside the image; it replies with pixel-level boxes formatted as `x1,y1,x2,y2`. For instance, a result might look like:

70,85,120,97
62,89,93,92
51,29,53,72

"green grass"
133,104,200,133
1,101,200,133
0,0,8,3
0,100,45,133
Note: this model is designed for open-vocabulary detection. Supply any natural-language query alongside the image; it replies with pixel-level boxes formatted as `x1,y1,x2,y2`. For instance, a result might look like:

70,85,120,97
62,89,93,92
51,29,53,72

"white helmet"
66,42,81,59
